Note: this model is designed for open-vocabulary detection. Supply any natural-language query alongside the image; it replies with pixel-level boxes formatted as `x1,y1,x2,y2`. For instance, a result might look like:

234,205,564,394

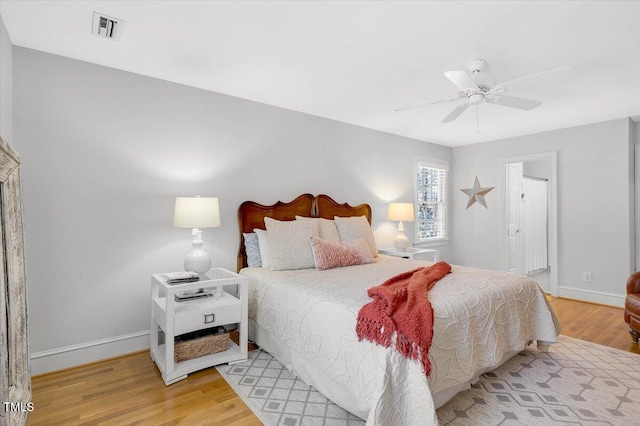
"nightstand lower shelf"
151,339,246,385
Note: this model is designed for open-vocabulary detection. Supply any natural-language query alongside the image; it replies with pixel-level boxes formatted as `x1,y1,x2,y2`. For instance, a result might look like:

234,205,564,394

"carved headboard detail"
314,194,372,223
237,194,372,271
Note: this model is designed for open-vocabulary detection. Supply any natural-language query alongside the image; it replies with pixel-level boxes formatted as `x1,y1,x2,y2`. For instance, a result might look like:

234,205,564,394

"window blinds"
415,161,448,241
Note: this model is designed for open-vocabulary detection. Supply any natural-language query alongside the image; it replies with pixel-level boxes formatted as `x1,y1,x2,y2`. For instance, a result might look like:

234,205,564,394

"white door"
507,162,524,274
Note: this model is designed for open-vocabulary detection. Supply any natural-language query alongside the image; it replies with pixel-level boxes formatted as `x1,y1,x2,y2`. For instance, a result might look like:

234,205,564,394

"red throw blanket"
356,261,452,376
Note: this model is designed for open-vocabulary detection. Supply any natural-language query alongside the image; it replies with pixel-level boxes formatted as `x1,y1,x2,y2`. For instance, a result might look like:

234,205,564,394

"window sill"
414,239,449,248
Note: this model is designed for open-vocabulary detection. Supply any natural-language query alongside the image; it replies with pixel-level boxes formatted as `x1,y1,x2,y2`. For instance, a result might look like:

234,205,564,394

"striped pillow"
310,237,374,271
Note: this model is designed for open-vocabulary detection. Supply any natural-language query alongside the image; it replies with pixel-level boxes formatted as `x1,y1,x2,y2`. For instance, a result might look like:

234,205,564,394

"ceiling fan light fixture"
468,94,484,105
396,59,572,124
468,59,487,73
468,59,496,87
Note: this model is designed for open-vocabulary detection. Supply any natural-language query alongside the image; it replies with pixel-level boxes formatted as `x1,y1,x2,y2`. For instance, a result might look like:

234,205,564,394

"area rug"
216,336,640,425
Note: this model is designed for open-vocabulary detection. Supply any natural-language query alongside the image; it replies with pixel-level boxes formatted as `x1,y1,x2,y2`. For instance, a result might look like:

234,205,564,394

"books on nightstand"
164,272,210,302
165,271,200,284
174,290,213,302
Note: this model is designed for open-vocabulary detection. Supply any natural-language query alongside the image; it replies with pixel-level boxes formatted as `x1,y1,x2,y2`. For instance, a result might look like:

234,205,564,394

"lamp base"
393,222,410,252
184,230,211,276
393,233,410,251
184,250,211,276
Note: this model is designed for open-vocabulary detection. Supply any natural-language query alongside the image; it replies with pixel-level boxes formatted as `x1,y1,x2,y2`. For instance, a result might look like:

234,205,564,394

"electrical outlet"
583,272,592,283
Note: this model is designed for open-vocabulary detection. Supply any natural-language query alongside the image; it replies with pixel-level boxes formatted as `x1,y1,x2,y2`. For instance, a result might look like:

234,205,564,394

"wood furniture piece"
150,268,248,385
237,193,371,270
0,136,31,426
624,271,640,343
378,247,439,262
236,193,560,424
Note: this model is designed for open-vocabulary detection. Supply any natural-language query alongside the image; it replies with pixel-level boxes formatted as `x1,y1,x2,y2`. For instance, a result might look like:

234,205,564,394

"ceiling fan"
396,59,574,123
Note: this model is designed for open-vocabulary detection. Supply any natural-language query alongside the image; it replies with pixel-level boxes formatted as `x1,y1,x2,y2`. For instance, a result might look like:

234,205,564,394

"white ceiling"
2,1,639,147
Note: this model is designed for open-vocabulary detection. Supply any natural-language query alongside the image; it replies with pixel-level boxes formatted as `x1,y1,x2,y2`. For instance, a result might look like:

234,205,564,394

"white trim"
416,160,450,171
635,143,639,272
414,239,450,248
30,330,150,375
30,330,149,358
414,156,449,244
558,286,625,308
415,155,449,170
501,151,559,297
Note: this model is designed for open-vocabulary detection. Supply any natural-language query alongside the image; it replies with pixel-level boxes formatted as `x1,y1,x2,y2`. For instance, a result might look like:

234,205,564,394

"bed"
237,194,560,425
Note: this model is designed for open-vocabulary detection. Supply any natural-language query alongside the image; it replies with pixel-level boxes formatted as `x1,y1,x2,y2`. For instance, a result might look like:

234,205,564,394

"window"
415,159,448,243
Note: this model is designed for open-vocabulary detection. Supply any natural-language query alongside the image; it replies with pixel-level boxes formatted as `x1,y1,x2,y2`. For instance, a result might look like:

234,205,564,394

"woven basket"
174,326,229,362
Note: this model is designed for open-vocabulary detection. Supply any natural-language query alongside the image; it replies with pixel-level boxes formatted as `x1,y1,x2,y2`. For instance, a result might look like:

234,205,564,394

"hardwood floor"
27,297,639,425
547,297,639,355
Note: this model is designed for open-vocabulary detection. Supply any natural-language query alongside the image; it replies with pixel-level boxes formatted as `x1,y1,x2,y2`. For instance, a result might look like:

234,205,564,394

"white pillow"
264,217,318,270
295,216,341,242
253,228,270,268
334,215,378,258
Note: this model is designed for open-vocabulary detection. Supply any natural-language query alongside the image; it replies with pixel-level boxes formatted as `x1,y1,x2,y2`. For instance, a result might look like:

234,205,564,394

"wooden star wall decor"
461,176,494,209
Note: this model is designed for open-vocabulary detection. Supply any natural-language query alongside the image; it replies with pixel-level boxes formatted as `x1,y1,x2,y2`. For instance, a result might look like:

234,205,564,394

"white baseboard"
28,285,626,375
30,330,150,376
558,286,625,308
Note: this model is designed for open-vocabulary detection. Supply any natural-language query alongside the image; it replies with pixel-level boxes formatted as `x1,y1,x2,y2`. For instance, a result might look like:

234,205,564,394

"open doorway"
502,152,558,296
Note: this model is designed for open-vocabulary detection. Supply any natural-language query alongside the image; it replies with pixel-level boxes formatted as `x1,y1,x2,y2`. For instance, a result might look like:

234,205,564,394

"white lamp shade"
173,197,221,229
387,203,415,222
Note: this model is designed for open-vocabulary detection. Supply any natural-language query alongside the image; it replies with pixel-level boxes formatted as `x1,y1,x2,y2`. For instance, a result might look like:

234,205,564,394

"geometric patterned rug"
216,335,640,425
437,335,640,425
217,349,364,425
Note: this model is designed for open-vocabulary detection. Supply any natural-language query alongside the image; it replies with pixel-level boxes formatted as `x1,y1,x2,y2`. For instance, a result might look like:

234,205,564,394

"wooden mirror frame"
0,136,31,426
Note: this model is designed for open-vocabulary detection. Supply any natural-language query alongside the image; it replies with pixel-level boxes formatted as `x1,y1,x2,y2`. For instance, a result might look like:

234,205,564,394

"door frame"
506,161,524,275
501,151,558,296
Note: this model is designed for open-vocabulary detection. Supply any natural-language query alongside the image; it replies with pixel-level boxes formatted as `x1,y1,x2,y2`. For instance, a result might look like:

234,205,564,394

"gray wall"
523,160,550,180
14,47,452,374
451,119,635,307
0,16,12,143
11,44,640,375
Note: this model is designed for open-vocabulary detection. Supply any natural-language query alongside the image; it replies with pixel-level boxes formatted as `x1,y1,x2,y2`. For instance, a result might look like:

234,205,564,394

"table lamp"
173,196,220,276
387,202,414,251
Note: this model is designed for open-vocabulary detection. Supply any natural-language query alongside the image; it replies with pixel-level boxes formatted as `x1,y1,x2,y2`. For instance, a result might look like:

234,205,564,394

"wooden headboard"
237,194,372,271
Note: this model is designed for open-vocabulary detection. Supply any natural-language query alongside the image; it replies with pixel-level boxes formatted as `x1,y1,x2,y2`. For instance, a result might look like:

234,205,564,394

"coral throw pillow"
310,237,374,271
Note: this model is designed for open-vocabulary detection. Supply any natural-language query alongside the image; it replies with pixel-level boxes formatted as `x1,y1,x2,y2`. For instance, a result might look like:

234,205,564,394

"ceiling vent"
92,12,123,40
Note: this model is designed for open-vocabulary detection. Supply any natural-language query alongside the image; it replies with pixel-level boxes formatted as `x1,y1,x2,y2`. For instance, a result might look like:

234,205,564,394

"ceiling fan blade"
490,95,542,110
497,65,575,87
442,103,470,123
394,97,459,112
444,70,479,91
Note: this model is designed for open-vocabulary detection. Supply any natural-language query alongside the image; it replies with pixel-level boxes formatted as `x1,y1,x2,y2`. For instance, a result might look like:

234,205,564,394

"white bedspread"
241,257,560,425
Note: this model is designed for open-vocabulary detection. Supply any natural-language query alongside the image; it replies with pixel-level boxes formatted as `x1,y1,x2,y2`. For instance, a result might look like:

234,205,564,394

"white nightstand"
150,268,248,385
379,247,439,262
